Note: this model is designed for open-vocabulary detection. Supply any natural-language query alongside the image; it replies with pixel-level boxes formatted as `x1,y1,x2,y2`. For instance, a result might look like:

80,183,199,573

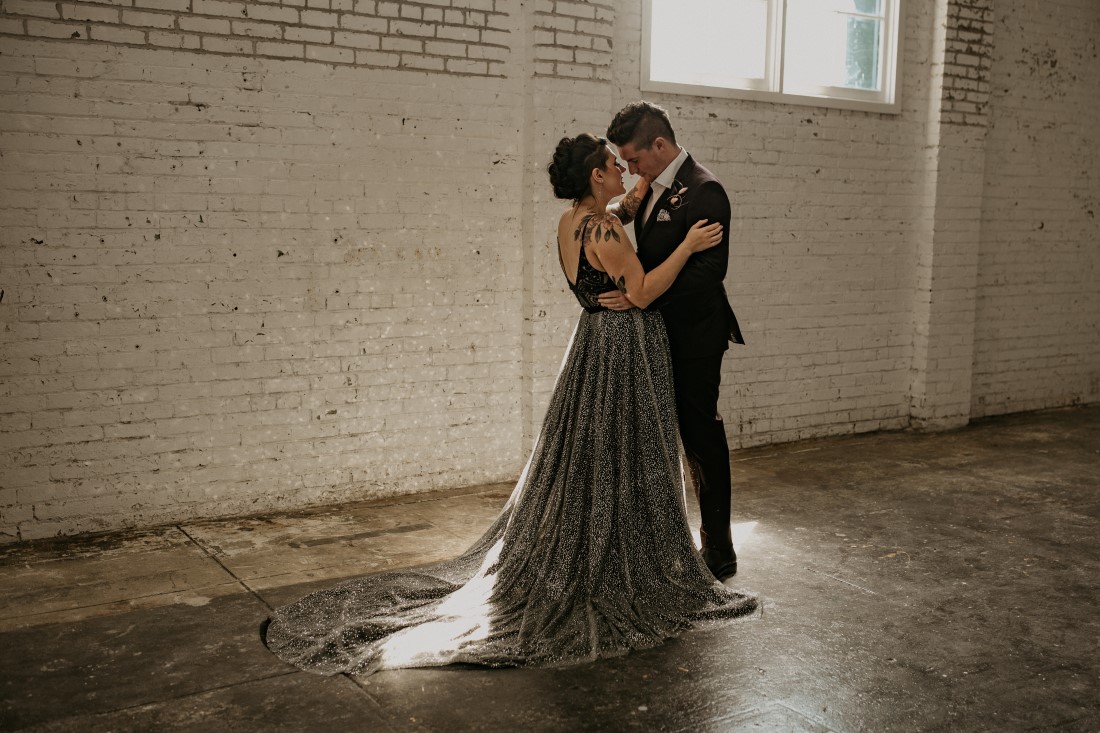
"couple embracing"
264,101,756,677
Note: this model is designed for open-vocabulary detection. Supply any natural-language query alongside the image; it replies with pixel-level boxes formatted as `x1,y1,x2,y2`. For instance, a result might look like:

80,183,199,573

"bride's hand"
628,174,652,196
682,220,723,253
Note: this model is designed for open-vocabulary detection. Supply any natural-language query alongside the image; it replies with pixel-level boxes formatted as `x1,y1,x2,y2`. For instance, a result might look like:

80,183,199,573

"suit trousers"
670,350,733,550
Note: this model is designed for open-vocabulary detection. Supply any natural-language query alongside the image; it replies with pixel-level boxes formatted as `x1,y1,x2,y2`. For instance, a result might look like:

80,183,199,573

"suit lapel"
638,156,696,244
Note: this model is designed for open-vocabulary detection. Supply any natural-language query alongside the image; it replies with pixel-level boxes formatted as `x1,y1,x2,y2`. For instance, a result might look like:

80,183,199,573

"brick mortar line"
26,0,512,18
532,17,611,28
0,30,509,75
541,1,616,13
3,5,511,29
1,20,512,48
1,14,514,46
534,35,612,45
0,25,513,49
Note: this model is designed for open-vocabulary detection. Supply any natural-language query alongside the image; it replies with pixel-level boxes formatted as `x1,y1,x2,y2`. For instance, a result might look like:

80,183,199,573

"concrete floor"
2,406,1098,732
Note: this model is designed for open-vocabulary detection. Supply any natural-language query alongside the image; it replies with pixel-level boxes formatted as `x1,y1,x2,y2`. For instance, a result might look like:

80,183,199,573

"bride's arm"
588,214,722,309
606,177,648,225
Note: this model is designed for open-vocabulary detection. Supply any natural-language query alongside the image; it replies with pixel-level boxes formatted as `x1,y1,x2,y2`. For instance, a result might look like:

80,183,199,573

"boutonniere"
666,180,688,210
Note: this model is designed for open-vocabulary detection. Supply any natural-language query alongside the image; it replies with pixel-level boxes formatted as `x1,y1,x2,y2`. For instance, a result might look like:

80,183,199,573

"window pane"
783,0,884,92
649,0,769,86
845,17,881,89
642,0,899,110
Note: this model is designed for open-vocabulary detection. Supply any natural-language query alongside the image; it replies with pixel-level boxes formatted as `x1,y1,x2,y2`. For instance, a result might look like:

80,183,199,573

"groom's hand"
597,290,632,311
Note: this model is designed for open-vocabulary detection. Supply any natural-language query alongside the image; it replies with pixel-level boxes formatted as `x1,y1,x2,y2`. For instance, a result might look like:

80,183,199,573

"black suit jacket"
635,154,745,359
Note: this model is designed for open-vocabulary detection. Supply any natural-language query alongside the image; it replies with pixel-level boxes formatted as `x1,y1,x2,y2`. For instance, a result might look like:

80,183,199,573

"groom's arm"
680,180,731,285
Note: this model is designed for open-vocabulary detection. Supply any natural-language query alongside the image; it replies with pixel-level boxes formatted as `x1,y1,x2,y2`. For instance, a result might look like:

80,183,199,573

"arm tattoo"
615,275,628,296
612,188,643,224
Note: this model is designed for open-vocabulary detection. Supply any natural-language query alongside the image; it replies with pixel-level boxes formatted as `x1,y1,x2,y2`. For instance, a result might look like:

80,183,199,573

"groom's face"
616,138,666,182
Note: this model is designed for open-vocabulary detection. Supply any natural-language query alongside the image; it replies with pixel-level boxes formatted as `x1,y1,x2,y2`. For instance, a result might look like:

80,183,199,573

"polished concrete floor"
2,406,1098,732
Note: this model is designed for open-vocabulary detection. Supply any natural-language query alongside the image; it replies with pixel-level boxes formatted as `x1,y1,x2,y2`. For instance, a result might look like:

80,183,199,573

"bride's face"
598,148,627,199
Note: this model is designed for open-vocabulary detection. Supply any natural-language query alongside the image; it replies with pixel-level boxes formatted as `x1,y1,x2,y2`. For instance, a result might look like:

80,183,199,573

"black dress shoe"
702,546,738,580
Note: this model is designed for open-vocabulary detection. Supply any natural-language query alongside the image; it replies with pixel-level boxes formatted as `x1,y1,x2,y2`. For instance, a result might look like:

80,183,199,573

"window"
642,0,902,113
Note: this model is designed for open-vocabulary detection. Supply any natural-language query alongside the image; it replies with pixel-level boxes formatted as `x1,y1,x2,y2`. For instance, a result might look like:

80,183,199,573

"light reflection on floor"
688,520,759,550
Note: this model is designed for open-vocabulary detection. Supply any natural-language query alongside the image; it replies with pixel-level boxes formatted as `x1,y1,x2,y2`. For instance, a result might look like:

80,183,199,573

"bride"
263,133,757,676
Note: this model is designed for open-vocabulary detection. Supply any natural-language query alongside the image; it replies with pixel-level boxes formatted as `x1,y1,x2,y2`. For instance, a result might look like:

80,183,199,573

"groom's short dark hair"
607,101,677,150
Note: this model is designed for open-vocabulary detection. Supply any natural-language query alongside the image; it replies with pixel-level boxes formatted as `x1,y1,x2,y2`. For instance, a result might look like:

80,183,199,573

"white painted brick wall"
0,3,529,540
971,0,1100,416
1,0,1097,541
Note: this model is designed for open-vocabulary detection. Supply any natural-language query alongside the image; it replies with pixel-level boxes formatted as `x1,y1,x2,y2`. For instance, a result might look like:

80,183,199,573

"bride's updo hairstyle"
548,133,608,201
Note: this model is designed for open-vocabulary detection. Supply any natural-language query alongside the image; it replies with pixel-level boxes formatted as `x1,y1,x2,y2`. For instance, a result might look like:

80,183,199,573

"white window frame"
641,0,904,114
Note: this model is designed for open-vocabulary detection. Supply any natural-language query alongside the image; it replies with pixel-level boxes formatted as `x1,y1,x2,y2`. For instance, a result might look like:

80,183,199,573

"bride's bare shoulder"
557,207,583,240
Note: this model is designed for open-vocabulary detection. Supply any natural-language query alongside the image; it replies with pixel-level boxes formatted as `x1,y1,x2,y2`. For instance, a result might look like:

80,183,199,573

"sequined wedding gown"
263,226,757,675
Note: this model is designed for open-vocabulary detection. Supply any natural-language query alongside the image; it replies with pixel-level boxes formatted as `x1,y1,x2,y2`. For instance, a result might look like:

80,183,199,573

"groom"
599,101,745,581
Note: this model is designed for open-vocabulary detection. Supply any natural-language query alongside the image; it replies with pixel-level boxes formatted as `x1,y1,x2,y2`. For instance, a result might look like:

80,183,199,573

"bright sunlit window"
642,0,902,113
